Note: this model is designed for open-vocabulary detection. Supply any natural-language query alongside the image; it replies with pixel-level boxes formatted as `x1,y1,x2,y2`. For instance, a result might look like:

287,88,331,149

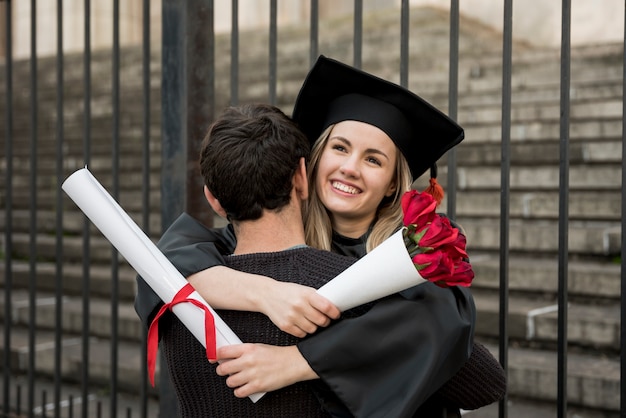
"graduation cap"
292,55,464,203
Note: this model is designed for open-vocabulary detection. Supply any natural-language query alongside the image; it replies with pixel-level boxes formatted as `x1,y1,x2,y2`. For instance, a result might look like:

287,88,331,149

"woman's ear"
204,186,228,218
385,179,397,198
293,157,309,200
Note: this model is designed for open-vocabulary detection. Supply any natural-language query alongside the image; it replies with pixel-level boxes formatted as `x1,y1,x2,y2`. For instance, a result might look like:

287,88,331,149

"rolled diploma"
316,229,427,312
62,167,264,402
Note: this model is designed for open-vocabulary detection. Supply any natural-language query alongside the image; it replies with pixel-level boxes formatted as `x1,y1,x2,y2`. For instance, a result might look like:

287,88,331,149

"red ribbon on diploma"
146,282,217,386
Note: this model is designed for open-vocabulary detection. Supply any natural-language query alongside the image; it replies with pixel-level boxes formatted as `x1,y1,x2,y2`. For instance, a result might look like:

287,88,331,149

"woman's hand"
214,343,319,398
256,281,341,338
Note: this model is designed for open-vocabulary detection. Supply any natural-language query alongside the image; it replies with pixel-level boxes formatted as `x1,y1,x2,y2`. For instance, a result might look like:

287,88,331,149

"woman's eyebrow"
329,136,390,161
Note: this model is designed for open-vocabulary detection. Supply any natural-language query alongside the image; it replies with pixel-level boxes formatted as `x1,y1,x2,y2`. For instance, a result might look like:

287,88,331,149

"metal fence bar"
81,1,93,416
110,1,121,416
160,1,187,415
446,0,459,219
557,0,571,416
54,0,65,413
139,1,151,416
499,1,513,417
269,0,277,105
353,0,362,69
309,0,318,66
230,0,239,106
621,5,626,416
2,0,13,413
399,0,409,88
28,1,38,416
54,0,65,414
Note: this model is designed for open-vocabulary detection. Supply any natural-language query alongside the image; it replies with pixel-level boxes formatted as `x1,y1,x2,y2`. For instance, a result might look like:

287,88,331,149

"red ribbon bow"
146,282,217,386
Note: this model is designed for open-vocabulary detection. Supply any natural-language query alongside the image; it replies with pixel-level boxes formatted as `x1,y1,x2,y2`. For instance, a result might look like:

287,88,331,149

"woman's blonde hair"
304,125,413,253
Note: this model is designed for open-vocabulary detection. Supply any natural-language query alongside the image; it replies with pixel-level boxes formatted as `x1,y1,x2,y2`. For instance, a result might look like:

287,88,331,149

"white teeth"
332,181,360,194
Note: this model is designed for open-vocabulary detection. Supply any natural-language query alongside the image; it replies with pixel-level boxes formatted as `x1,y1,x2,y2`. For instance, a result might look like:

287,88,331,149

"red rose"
446,261,474,287
400,190,475,289
444,233,469,260
418,215,459,250
412,251,454,282
401,190,437,228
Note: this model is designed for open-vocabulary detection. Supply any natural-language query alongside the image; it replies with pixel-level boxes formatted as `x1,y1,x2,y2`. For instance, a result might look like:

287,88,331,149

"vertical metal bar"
499,1,513,418
161,0,187,233
2,0,13,413
110,1,121,416
309,0,318,66
557,1,571,416
186,0,215,225
621,5,626,416
29,1,38,416
269,0,277,105
159,21,184,393
141,1,151,243
160,0,216,412
81,1,92,417
230,0,238,105
446,0,459,218
55,0,64,414
399,0,409,88
353,0,362,69
140,1,150,416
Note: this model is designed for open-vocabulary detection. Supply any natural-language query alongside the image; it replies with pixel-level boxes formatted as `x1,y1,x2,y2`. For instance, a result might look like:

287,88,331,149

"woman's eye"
332,144,347,152
366,157,381,166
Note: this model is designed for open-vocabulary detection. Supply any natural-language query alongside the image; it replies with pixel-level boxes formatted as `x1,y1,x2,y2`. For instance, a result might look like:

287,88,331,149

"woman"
135,56,505,416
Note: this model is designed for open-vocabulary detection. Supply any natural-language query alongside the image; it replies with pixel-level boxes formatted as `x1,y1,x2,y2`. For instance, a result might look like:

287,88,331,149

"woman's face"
315,120,398,237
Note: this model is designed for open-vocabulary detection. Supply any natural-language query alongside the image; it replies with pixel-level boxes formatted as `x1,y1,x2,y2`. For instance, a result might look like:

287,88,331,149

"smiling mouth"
332,181,361,195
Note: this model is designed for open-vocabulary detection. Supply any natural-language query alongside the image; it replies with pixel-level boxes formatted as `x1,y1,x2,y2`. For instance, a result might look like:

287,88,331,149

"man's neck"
232,210,307,255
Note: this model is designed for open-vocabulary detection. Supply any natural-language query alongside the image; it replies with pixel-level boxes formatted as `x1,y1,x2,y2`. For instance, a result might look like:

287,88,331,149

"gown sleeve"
298,284,475,418
133,213,237,329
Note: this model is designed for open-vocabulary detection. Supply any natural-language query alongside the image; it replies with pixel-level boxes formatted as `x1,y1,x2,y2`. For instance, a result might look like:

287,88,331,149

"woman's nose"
339,158,360,178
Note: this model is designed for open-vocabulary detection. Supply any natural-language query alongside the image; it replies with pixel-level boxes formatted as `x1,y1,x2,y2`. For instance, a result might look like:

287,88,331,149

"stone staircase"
0,6,622,417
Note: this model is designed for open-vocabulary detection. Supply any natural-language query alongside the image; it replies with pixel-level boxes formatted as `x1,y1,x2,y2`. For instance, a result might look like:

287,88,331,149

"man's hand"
215,344,319,398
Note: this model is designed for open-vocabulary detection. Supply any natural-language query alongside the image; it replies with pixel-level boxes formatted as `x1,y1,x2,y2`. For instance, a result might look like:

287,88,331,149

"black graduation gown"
134,213,475,418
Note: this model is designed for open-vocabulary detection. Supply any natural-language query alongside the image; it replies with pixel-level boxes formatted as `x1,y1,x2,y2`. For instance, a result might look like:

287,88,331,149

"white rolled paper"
317,229,427,312
62,167,264,402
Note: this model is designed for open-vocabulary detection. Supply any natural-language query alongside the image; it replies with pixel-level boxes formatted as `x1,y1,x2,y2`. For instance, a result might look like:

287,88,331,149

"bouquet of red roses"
401,190,474,288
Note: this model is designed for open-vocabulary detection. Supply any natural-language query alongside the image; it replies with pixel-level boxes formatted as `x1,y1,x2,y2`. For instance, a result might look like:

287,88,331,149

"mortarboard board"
292,55,464,181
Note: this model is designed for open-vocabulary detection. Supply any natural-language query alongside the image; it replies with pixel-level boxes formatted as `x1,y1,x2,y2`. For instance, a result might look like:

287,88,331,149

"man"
154,103,477,417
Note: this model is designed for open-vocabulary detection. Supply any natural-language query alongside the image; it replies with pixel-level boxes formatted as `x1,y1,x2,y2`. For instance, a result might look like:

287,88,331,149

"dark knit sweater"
161,247,356,418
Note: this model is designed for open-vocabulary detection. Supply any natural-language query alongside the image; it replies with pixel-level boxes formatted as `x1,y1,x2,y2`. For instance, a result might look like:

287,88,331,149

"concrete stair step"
451,190,620,221
481,342,620,413
2,208,162,237
456,139,622,166
0,261,139,301
0,374,159,418
508,345,619,412
0,325,156,397
464,117,622,143
1,289,143,342
474,290,620,351
471,254,621,300
460,217,620,256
